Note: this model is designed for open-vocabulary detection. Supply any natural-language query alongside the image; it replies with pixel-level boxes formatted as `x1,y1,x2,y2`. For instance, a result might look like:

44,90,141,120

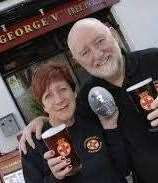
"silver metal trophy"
88,86,118,117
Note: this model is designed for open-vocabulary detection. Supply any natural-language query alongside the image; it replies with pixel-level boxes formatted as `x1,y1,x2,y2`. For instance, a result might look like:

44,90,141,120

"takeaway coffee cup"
42,124,81,175
126,78,158,132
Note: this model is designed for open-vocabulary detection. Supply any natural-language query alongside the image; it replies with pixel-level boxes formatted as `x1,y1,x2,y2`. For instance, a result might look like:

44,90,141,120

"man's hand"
147,83,158,127
154,82,158,91
44,150,72,180
19,116,48,154
147,96,158,127
98,109,119,130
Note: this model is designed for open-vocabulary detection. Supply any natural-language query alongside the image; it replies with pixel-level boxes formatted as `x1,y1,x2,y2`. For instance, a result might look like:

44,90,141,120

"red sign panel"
0,0,119,53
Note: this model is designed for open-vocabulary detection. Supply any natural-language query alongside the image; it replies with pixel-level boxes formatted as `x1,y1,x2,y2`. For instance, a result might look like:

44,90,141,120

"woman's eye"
82,50,89,57
60,88,67,91
45,94,50,99
97,39,105,45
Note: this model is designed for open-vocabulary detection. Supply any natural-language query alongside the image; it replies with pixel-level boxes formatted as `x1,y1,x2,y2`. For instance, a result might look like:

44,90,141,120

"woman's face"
42,79,76,126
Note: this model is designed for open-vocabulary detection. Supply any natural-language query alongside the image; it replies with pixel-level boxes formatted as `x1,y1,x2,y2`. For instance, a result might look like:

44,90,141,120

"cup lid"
42,124,66,139
126,78,152,92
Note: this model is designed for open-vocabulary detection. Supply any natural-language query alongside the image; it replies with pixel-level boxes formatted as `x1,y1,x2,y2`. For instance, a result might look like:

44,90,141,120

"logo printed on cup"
139,91,154,111
57,138,71,156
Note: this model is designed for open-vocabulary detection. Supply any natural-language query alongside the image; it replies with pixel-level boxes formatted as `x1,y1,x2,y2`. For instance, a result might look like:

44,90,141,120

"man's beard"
88,57,122,81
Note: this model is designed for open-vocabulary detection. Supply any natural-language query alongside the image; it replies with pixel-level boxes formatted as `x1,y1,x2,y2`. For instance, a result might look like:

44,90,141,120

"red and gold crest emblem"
84,136,102,153
139,91,154,111
57,138,71,157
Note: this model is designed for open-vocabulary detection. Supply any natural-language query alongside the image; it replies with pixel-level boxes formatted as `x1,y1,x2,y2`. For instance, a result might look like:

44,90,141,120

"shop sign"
0,0,119,53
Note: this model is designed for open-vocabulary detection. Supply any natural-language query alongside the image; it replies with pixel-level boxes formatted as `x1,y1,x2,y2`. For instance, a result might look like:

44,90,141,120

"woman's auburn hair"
31,61,76,105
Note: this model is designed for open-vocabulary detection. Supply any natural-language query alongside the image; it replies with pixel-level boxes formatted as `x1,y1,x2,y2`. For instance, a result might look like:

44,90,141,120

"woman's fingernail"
147,114,151,120
51,150,55,155
68,165,72,169
66,159,71,164
61,156,66,160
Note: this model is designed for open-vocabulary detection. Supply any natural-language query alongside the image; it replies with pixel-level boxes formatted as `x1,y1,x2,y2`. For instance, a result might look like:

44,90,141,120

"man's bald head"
67,18,110,58
66,18,123,82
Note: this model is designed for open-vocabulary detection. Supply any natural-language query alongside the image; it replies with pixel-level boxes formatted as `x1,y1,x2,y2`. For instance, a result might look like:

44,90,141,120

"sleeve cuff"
103,128,123,145
104,128,121,135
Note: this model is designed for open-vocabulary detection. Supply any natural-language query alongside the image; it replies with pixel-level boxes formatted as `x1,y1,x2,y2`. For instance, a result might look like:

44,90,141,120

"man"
20,18,158,183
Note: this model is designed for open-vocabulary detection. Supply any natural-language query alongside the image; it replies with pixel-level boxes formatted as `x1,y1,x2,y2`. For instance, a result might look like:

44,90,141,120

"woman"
22,62,130,183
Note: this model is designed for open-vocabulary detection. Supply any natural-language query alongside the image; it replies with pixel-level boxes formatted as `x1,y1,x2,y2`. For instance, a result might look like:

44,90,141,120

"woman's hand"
44,150,72,180
147,83,158,127
147,96,158,127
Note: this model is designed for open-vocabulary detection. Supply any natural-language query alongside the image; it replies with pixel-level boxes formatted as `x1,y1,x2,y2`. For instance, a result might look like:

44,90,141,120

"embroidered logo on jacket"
57,138,71,156
84,136,102,153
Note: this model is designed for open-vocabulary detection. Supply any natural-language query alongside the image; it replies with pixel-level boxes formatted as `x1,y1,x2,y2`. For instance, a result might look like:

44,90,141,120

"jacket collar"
122,49,139,88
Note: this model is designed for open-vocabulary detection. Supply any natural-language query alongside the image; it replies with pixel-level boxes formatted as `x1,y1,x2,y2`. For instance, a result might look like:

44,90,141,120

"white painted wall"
0,75,25,154
0,0,25,11
112,0,158,51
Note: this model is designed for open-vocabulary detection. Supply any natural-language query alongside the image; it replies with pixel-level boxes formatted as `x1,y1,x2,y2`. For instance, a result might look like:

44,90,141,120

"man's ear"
72,56,78,63
74,90,77,98
109,27,120,43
